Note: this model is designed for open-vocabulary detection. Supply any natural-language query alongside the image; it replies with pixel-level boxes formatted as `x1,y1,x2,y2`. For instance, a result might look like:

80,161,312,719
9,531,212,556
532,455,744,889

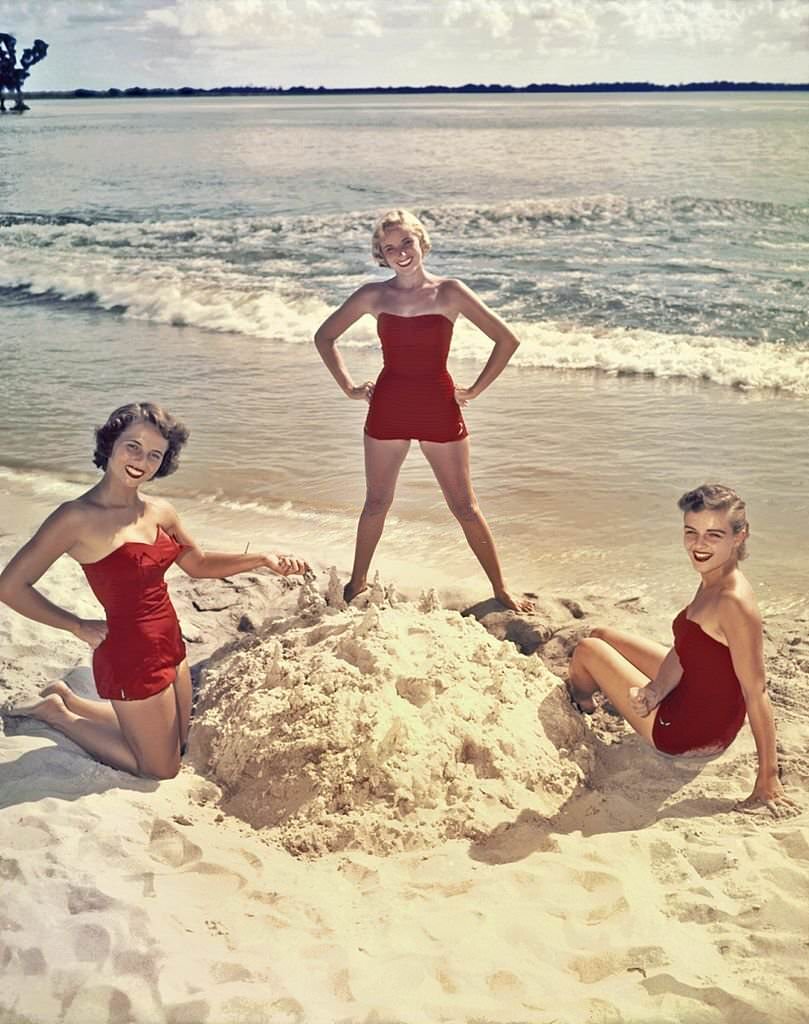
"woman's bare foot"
494,589,535,613
565,679,596,715
3,692,67,724
343,579,368,603
40,679,73,702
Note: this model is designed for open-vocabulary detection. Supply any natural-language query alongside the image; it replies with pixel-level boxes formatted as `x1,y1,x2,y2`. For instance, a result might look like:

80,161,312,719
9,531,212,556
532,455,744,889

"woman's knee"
362,494,393,518
136,753,180,780
445,495,480,522
571,635,604,667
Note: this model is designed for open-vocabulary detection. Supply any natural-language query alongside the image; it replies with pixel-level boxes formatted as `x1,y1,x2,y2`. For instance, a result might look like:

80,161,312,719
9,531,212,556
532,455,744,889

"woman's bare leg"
6,665,189,778
112,684,183,779
173,660,192,751
589,627,669,680
568,637,659,743
7,692,141,773
40,680,118,725
345,436,410,601
420,437,533,612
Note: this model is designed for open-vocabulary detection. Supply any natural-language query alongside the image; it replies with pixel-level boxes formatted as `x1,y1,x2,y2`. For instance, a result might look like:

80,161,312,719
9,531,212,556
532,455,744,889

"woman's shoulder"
350,280,389,311
49,496,95,530
143,495,179,528
717,575,761,631
437,277,471,299
28,497,98,552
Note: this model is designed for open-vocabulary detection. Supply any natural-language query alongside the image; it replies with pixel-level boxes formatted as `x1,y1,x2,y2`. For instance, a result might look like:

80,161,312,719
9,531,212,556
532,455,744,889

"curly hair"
371,208,432,267
678,483,749,559
93,402,189,478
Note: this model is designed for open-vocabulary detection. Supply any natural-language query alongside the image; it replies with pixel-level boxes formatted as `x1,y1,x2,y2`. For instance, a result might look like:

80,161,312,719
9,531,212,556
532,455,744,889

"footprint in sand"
642,972,764,1021
204,995,305,1024
683,847,736,879
153,860,250,905
3,815,58,851
71,922,112,964
569,944,668,984
67,884,115,914
337,858,380,891
147,818,202,868
665,890,727,925
61,985,132,1024
572,868,623,893
774,828,809,862
17,946,47,975
112,948,160,982
571,867,631,921
331,967,355,1003
165,999,210,1024
487,969,524,995
209,960,254,983
0,856,23,882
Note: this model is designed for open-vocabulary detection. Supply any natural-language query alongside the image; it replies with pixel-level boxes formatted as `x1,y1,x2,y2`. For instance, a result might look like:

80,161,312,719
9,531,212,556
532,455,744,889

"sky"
2,0,808,91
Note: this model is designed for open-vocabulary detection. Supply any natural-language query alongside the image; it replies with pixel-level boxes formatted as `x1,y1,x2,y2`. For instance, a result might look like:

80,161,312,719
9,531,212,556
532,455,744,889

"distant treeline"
27,81,809,100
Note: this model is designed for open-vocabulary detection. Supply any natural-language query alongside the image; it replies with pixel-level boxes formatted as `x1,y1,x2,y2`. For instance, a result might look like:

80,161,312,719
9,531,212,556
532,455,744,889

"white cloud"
443,0,513,39
143,0,380,42
4,0,805,89
144,0,294,37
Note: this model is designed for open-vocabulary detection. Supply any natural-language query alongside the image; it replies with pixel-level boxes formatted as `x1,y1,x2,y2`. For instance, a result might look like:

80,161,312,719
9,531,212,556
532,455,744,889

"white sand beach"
2,530,807,1024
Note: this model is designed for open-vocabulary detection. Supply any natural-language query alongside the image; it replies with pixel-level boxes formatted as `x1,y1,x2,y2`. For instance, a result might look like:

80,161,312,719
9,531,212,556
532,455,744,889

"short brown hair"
371,208,432,267
93,402,189,478
678,483,749,559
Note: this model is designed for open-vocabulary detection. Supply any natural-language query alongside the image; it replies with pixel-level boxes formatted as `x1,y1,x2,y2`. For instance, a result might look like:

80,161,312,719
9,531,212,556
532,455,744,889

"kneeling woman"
0,402,308,779
568,484,792,815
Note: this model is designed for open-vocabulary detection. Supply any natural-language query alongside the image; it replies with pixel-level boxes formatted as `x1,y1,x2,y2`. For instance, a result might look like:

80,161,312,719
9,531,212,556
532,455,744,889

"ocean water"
1,94,807,614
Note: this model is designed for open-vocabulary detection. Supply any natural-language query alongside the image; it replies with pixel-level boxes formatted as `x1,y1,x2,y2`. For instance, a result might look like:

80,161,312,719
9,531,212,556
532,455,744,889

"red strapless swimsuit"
652,610,747,755
81,526,186,702
364,313,468,443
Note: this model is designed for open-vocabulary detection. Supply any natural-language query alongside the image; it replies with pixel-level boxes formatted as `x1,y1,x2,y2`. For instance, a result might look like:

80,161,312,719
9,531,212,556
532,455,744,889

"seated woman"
0,401,308,780
568,483,793,816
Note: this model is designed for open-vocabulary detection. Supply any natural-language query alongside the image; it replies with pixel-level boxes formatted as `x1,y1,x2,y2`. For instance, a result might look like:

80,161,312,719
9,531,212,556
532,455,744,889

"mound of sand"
188,587,593,855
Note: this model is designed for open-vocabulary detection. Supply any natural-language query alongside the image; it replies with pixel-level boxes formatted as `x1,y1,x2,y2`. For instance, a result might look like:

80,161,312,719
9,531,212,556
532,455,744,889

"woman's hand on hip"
72,618,108,649
629,684,660,717
454,386,476,406
347,382,374,403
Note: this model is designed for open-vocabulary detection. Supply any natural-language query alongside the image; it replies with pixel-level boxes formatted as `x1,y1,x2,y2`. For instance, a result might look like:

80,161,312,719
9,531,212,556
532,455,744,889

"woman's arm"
443,279,520,401
0,503,106,646
314,284,377,400
164,504,309,580
720,593,793,815
630,646,683,715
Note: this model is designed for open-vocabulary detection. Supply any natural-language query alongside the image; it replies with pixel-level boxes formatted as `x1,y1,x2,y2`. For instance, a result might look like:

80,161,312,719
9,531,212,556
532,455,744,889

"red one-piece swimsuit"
364,312,468,443
652,609,747,755
81,525,186,702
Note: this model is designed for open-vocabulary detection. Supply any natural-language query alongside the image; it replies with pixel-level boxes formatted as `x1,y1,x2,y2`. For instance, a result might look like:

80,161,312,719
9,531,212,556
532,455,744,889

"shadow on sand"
0,707,158,811
468,734,738,865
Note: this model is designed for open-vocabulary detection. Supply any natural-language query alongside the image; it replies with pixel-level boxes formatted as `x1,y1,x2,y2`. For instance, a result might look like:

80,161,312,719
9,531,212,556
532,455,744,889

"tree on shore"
0,34,49,113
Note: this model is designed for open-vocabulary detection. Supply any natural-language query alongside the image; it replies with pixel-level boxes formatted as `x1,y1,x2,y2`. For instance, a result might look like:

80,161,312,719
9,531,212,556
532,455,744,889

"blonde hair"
371,208,432,266
678,483,749,559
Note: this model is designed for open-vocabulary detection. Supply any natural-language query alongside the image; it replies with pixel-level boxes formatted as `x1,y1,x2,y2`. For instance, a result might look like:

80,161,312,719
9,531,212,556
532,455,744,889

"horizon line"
25,80,809,99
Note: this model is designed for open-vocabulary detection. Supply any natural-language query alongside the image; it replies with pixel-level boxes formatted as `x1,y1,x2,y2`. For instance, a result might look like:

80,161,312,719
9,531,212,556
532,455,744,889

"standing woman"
315,208,532,611
568,484,794,816
0,402,308,779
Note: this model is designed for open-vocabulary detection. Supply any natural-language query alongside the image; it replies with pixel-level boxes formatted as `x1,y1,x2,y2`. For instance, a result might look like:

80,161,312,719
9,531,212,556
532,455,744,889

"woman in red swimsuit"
0,402,308,779
315,208,532,611
567,484,794,816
